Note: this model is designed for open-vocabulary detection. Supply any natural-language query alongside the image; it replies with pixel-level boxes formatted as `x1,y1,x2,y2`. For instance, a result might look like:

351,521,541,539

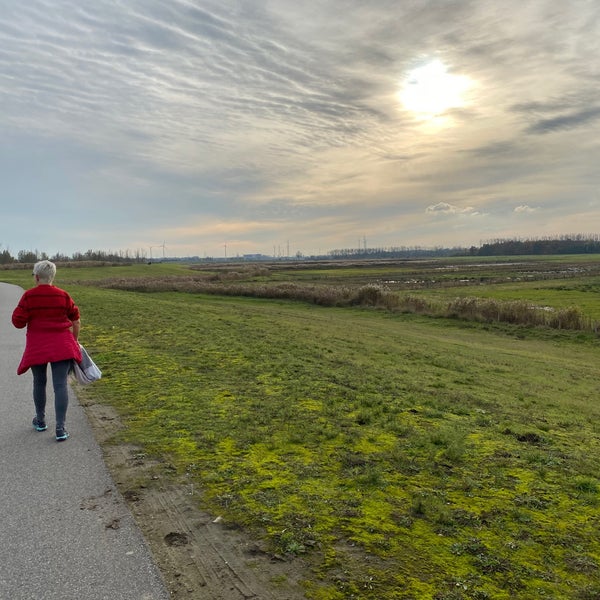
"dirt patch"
81,399,309,600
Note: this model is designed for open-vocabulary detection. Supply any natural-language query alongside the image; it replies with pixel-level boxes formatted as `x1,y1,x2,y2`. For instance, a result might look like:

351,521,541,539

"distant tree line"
3,235,600,265
327,246,467,259
0,247,148,265
476,235,600,256
329,236,600,259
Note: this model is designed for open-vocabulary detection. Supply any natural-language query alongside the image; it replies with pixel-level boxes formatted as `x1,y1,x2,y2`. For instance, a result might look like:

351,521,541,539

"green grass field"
3,257,600,598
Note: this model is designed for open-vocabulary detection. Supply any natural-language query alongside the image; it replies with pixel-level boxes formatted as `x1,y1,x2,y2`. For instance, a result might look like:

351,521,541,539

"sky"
1,1,600,259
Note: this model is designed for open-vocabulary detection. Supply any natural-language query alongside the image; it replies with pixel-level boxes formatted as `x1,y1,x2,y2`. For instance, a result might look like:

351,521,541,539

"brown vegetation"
92,276,596,332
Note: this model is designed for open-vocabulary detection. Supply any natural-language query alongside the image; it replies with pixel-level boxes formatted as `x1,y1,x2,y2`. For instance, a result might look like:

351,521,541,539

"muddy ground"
81,398,309,599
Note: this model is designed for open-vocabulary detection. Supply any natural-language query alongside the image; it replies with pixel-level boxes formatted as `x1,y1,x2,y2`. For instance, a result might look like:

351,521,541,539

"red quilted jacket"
12,284,82,375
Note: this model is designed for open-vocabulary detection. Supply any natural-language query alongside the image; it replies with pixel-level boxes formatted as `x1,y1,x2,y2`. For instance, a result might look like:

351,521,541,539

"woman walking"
12,260,81,441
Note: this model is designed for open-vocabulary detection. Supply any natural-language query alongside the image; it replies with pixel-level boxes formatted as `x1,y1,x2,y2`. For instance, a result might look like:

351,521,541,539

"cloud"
426,202,478,216
525,107,600,135
510,92,600,135
514,205,537,214
1,1,600,256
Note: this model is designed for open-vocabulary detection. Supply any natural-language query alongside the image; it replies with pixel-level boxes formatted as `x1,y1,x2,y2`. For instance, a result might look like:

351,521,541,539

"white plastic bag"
70,344,102,384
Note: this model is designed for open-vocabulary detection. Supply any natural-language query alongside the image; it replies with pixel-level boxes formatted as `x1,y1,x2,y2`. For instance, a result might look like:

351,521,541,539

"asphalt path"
0,282,170,600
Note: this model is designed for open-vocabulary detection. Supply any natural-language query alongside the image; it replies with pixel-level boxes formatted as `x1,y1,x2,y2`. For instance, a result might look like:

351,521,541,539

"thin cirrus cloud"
526,107,600,135
1,0,599,258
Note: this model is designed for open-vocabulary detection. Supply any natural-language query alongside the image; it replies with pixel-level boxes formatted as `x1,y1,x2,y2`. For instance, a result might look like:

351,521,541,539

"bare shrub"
547,306,588,330
381,292,401,311
95,277,595,333
355,284,386,306
497,300,542,326
446,297,480,320
445,297,552,328
398,295,434,314
478,299,503,322
250,283,352,306
99,277,356,307
434,295,596,331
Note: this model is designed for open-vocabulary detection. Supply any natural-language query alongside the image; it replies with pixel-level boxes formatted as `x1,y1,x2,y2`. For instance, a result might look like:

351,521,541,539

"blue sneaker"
56,427,69,442
32,417,47,432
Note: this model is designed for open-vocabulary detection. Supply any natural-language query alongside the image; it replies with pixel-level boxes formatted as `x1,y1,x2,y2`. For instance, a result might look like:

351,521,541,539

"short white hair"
33,260,57,283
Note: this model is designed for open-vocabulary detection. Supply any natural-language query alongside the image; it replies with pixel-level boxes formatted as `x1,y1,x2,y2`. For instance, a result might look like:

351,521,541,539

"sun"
399,59,471,118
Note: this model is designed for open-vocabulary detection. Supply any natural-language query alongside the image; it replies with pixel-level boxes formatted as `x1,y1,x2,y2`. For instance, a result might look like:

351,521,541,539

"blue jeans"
31,360,71,429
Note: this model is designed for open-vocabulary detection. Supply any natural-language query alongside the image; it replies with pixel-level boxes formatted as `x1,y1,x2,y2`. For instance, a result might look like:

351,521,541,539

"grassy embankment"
3,258,600,599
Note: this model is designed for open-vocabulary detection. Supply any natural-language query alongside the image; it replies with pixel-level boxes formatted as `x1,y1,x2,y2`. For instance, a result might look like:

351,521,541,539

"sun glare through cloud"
399,59,472,119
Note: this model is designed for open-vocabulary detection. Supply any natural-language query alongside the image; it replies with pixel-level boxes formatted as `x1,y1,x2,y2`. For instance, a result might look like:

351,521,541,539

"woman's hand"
71,318,81,341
